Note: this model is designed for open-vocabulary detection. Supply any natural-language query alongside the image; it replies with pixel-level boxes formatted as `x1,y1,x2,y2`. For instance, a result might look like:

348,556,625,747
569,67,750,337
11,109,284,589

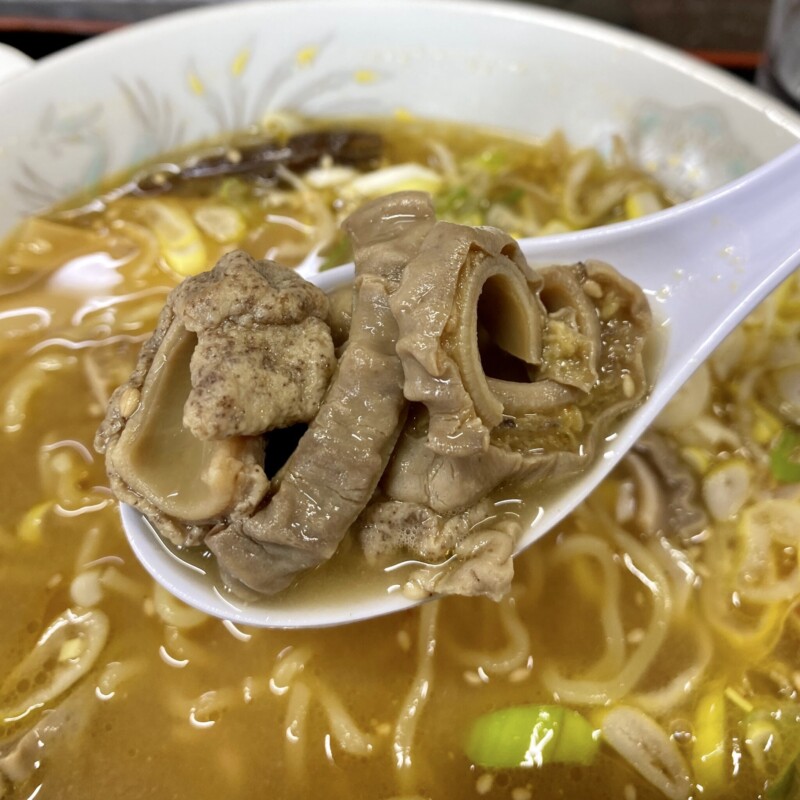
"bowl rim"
2,0,799,138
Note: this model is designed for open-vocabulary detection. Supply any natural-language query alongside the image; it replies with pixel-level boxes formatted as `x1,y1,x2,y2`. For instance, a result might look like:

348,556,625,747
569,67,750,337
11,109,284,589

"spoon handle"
644,140,800,365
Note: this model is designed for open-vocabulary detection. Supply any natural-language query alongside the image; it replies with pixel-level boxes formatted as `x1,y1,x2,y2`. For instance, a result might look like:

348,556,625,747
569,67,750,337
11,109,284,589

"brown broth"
0,117,796,800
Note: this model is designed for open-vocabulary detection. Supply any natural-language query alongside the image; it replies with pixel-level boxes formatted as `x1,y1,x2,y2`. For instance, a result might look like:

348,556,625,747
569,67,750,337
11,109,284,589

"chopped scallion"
465,704,599,769
770,428,800,482
468,146,509,175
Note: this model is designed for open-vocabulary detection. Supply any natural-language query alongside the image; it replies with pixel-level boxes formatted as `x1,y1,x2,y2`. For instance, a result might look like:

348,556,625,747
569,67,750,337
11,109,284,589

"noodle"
631,624,713,716
160,625,209,666
271,645,313,693
106,220,162,281
551,534,626,679
96,659,146,700
313,681,376,757
647,536,697,618
40,448,91,510
394,602,439,790
152,584,210,630
541,506,672,706
1,355,77,432
270,644,377,784
445,596,531,677
284,680,312,785
73,525,104,571
98,566,149,603
561,150,633,228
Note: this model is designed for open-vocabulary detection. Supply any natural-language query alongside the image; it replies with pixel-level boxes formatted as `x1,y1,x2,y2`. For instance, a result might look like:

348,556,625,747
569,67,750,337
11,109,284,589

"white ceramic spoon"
121,141,800,629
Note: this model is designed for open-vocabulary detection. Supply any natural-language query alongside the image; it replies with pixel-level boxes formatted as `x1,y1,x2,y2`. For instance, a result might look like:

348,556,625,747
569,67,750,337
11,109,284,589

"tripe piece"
95,250,334,546
206,192,436,595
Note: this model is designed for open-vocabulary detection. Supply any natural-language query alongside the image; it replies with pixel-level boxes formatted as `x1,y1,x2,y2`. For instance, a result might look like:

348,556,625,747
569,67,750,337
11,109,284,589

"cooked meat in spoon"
98,191,651,601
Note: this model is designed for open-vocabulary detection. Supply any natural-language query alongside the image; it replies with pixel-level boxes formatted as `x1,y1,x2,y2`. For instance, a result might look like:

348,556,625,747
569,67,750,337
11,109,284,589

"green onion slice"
770,428,800,483
465,704,599,769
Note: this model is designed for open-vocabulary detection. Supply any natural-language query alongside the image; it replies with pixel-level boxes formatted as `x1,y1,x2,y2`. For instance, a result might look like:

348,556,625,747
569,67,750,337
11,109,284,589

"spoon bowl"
122,142,800,628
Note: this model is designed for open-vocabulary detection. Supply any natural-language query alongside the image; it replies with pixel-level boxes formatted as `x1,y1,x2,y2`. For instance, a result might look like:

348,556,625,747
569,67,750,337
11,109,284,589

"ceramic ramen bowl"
1,0,800,628
1,0,800,243
3,8,800,800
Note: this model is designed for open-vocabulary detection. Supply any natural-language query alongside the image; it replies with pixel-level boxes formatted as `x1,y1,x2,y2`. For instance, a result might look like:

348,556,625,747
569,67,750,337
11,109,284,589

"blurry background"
0,0,771,81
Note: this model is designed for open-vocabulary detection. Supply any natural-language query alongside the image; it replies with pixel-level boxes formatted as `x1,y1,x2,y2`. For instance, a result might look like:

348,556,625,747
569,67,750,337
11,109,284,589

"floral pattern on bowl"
7,37,395,217
629,101,759,198
0,0,799,234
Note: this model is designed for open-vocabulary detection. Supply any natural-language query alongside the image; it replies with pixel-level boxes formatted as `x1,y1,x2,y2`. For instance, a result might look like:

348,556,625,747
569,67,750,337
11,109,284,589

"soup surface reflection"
0,116,798,800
